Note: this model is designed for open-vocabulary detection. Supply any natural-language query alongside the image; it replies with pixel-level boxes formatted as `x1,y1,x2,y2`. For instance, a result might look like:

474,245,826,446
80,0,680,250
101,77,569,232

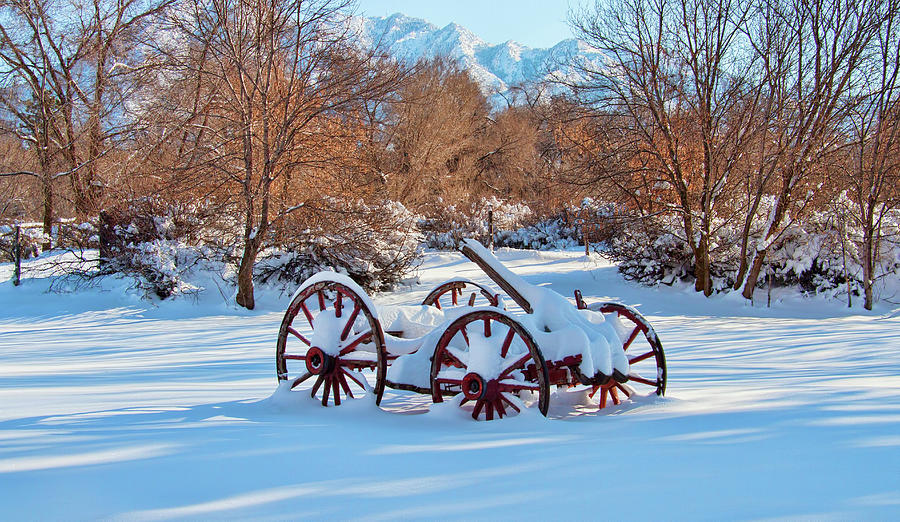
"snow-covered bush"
0,224,43,262
420,197,584,251
258,199,422,292
494,215,581,250
86,203,212,298
419,197,534,250
600,198,900,299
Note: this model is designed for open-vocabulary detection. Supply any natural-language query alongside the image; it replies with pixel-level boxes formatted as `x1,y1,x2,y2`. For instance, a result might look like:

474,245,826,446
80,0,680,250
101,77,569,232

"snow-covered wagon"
276,239,667,420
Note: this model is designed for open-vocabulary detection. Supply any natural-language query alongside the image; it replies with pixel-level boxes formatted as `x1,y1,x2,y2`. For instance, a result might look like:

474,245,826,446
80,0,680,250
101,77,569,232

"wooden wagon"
276,239,666,420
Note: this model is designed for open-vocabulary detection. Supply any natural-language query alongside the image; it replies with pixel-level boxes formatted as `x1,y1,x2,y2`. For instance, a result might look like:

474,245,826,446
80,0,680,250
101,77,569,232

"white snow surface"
2,248,900,519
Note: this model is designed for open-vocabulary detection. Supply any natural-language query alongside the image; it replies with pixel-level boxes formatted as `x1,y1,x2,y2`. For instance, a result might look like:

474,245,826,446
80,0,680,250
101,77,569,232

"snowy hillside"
353,13,601,99
1,249,899,519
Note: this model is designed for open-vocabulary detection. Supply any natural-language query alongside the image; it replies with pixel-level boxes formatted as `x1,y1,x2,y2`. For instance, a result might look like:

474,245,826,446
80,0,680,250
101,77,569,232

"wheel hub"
305,346,335,375
461,372,485,400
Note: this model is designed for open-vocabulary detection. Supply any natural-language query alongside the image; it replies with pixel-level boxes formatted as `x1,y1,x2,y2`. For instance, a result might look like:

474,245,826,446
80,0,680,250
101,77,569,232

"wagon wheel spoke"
472,399,485,420
627,375,659,387
339,330,373,356
310,374,325,398
459,325,470,346
332,378,341,406
468,292,477,306
317,290,327,311
494,397,506,417
291,372,313,389
286,327,311,346
300,301,314,327
335,292,343,318
629,351,655,364
338,371,354,398
500,327,515,358
342,368,367,390
321,376,331,406
500,395,520,413
340,302,362,341
499,353,533,379
615,382,633,398
622,326,642,351
439,346,466,369
499,381,541,393
283,354,306,360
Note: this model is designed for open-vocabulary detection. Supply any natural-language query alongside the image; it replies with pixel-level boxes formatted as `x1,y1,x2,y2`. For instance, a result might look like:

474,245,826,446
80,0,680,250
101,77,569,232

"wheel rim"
422,280,500,310
276,280,387,406
431,310,549,420
589,303,667,409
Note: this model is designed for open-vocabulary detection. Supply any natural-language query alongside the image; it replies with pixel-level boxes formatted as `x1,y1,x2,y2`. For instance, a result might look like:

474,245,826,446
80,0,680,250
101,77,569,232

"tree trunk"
235,238,259,310
693,234,712,296
862,227,874,311
742,247,768,300
41,173,53,252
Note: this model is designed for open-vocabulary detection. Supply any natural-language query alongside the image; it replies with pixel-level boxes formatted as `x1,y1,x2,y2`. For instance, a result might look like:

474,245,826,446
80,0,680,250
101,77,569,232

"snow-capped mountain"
353,13,601,100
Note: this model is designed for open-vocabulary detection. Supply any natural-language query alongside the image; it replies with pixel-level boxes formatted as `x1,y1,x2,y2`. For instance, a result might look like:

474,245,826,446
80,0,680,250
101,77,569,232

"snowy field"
1,249,899,520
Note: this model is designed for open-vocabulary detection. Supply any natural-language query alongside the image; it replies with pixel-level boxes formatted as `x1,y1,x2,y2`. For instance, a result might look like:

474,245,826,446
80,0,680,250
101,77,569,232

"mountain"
352,13,602,102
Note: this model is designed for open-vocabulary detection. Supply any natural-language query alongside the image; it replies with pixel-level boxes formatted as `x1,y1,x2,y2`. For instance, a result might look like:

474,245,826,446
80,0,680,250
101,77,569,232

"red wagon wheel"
587,302,667,409
431,310,549,420
276,278,387,407
422,279,500,310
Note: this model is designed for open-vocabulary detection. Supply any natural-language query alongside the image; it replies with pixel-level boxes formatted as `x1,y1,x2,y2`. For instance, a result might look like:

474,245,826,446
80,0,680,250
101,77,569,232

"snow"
2,248,900,519
292,271,381,321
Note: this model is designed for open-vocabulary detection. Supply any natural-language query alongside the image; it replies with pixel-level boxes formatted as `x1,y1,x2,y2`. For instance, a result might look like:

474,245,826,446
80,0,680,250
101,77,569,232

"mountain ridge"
353,13,600,100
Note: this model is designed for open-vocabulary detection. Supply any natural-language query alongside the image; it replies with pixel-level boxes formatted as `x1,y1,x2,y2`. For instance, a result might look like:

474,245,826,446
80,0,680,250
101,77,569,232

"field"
1,249,899,520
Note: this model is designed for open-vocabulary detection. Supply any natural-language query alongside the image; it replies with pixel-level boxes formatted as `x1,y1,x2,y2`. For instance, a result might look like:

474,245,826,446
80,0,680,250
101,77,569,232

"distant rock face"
352,13,603,102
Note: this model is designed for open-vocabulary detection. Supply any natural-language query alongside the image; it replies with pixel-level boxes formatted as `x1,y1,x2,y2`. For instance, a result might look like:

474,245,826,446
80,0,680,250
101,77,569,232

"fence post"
14,225,21,286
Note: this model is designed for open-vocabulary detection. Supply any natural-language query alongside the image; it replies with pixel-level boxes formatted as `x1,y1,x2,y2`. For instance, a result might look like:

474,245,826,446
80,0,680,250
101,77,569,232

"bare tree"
736,0,886,299
570,0,757,295
0,0,172,236
154,0,403,309
845,0,900,309
379,57,491,211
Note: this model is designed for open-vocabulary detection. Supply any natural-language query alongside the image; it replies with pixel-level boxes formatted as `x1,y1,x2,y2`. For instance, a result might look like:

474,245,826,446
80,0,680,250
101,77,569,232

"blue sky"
355,0,584,49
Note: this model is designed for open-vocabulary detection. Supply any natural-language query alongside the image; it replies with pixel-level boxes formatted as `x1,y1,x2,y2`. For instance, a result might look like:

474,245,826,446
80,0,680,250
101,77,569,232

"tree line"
1,0,898,310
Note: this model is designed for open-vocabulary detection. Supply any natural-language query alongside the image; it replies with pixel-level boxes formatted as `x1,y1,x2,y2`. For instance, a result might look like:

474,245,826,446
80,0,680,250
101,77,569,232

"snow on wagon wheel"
431,310,549,420
422,279,500,310
588,302,667,408
276,277,387,406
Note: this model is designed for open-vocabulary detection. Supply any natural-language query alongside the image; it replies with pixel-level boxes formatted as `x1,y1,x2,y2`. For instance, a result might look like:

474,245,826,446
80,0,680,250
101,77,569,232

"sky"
355,0,587,49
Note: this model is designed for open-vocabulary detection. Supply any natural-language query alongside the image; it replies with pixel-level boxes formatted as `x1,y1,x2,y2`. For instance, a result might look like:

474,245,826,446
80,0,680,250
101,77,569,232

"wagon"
276,239,667,420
